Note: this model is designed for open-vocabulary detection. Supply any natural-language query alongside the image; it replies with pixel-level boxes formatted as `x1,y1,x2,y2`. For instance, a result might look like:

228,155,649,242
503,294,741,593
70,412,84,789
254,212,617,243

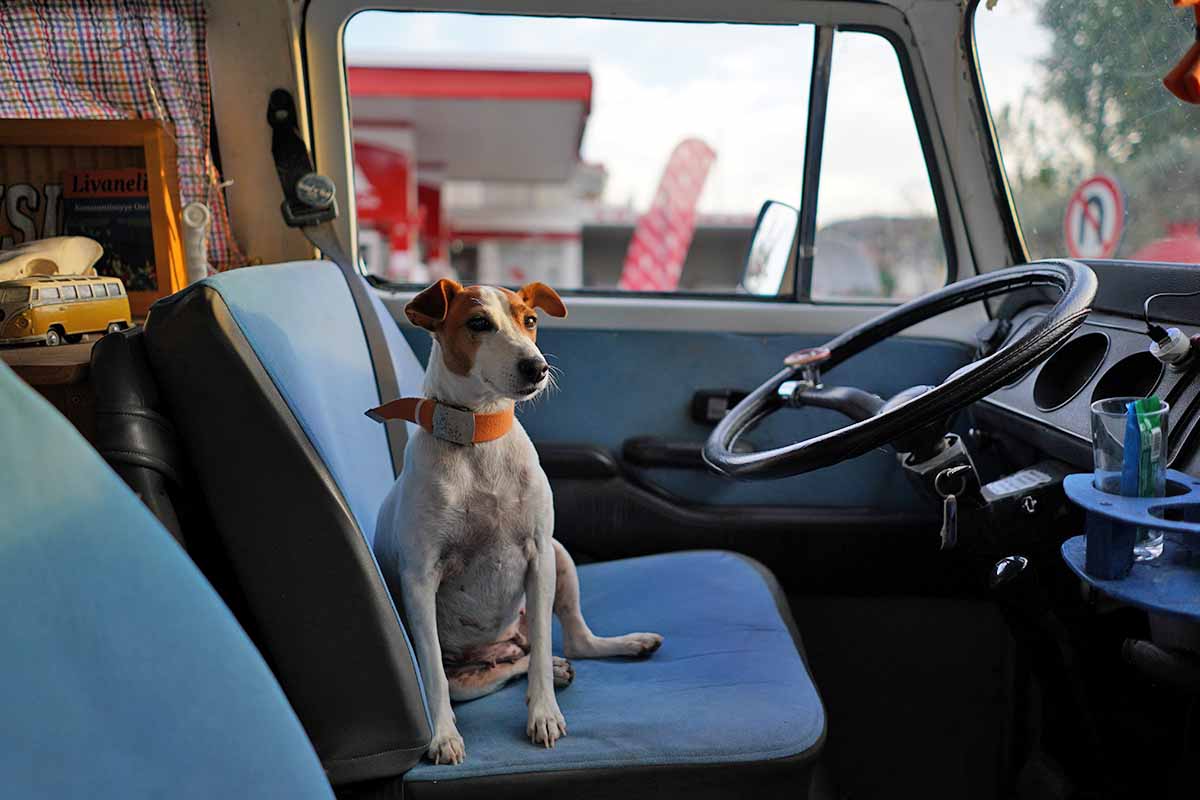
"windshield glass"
343,12,814,295
0,287,30,304
974,0,1200,263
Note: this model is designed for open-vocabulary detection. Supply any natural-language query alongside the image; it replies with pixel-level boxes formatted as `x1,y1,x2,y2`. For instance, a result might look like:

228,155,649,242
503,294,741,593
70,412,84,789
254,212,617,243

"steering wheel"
703,261,1098,480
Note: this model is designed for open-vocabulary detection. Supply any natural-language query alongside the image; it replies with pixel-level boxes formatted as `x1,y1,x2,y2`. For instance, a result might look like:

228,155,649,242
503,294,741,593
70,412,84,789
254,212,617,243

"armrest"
623,436,751,470
534,442,620,479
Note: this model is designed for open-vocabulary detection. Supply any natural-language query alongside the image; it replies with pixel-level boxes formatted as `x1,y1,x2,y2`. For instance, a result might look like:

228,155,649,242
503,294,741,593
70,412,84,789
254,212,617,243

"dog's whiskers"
543,365,563,399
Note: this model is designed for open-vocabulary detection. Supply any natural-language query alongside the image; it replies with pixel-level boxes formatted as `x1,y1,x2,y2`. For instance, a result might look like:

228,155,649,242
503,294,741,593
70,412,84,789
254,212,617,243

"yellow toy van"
0,275,132,347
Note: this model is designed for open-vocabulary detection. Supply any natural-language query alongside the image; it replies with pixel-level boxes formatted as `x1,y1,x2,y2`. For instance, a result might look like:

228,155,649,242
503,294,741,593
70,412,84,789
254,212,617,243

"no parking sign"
1063,175,1125,259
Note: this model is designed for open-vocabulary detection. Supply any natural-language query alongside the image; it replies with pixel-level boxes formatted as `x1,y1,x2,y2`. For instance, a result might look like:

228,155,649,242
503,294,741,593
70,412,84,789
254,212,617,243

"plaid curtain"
0,0,244,272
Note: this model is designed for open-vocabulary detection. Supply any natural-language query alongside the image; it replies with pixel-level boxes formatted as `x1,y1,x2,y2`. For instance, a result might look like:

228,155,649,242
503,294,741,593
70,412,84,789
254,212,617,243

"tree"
1039,0,1197,166
989,0,1200,258
1036,0,1195,164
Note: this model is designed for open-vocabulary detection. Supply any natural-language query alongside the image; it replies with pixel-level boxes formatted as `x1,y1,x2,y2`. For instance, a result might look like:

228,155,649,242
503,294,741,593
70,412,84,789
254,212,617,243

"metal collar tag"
431,404,477,446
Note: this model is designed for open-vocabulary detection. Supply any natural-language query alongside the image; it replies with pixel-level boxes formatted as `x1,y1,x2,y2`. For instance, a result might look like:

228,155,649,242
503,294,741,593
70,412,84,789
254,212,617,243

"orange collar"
365,397,514,446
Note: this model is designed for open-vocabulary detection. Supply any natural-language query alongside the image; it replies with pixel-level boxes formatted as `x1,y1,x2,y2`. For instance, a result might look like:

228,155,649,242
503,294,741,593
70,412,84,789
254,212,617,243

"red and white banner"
618,138,717,291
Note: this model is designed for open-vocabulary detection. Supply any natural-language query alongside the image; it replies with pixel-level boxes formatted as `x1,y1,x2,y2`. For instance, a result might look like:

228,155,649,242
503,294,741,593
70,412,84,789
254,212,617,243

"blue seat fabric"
406,550,825,781
200,261,825,781
0,361,333,799
197,262,425,548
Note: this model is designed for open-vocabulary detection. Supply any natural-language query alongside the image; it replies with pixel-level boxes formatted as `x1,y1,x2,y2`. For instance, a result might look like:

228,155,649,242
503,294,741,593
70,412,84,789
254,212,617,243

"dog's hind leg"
552,539,663,659
449,656,575,702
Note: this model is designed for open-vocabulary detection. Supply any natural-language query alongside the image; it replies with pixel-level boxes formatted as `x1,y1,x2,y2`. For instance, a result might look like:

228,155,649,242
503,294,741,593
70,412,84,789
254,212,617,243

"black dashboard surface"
978,260,1200,473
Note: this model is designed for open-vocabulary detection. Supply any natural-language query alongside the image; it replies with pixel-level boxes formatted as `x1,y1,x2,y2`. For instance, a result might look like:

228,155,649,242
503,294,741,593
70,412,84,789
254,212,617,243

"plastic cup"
1090,397,1169,561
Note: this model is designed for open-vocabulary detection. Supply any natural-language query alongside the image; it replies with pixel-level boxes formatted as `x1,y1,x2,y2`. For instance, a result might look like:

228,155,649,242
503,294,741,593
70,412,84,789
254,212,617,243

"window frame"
305,0,959,305
962,0,1029,266
799,24,959,304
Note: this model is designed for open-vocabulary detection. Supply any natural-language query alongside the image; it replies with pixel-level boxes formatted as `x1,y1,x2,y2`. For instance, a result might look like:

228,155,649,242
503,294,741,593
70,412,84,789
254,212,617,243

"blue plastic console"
1061,470,1200,620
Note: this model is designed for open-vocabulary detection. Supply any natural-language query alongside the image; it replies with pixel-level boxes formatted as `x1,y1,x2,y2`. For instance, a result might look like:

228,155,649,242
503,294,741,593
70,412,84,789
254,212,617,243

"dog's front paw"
526,695,567,748
427,726,466,765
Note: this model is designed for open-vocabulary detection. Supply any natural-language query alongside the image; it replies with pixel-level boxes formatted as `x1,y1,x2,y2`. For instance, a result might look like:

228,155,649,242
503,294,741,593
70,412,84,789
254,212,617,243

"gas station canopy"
347,56,592,182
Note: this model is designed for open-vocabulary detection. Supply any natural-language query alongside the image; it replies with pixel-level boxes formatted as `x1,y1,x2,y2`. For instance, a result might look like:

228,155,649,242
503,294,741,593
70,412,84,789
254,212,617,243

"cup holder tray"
1064,471,1200,533
1061,470,1200,621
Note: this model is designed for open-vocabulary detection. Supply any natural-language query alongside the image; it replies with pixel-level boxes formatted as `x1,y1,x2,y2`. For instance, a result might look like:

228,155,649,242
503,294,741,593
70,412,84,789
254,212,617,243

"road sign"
1063,175,1125,259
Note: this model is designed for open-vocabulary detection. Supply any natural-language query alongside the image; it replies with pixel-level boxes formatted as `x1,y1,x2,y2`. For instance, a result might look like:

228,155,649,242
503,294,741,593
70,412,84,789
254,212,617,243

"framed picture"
0,119,186,316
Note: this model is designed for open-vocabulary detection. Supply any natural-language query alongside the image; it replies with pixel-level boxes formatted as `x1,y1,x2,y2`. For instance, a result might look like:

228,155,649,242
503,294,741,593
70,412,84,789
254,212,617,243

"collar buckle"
431,403,477,446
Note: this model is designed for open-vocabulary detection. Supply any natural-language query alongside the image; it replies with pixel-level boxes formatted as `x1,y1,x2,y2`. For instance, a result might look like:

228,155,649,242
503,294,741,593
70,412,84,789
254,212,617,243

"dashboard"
977,260,1200,473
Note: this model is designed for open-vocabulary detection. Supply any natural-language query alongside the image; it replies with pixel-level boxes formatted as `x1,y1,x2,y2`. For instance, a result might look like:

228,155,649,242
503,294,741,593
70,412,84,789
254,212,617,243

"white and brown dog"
371,279,662,765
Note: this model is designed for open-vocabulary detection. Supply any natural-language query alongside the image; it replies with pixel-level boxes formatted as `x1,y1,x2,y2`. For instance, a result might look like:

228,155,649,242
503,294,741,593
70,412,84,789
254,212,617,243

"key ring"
935,464,971,498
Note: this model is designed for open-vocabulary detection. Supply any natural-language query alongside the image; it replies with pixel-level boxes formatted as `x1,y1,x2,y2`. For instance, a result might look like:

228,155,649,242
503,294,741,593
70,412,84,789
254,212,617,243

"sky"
973,1,1048,113
345,7,1049,224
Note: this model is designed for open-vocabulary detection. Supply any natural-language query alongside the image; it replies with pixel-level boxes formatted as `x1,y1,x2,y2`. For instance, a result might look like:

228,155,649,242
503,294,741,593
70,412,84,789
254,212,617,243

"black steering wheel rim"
703,260,1098,480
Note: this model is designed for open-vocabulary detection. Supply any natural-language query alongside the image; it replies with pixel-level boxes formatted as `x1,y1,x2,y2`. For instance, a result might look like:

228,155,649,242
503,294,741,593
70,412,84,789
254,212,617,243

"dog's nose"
518,358,549,383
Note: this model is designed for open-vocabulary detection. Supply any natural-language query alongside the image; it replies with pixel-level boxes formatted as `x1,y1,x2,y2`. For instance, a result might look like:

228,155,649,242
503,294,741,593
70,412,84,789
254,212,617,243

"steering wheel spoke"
779,382,885,423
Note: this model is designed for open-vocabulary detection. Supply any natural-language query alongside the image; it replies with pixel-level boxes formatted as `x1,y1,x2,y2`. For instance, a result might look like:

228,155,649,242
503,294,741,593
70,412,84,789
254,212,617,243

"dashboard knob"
990,555,1030,590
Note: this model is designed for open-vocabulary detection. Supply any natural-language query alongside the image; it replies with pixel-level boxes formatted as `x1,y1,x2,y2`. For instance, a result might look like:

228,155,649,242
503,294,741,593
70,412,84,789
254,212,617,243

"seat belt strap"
266,88,407,477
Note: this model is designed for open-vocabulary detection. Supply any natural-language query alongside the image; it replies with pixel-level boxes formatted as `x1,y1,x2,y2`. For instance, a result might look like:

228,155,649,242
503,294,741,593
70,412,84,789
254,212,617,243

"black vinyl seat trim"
144,284,431,784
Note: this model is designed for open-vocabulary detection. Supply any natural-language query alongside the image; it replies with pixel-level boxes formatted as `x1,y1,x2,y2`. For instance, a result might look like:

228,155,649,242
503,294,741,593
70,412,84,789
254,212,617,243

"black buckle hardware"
267,88,339,229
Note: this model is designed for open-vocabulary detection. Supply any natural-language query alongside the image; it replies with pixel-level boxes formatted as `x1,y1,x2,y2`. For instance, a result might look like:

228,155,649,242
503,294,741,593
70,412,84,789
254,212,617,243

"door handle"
691,388,749,424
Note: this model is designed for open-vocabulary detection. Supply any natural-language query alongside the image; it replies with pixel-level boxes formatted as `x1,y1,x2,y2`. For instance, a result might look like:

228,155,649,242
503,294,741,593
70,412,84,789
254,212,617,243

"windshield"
0,287,30,304
974,0,1200,264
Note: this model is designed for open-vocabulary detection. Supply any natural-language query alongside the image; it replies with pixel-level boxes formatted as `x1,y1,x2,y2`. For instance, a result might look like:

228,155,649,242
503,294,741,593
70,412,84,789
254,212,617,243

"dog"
371,279,663,765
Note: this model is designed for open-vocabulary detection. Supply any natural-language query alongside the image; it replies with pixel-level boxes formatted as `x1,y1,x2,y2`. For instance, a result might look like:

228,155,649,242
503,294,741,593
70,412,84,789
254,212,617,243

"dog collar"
365,397,514,445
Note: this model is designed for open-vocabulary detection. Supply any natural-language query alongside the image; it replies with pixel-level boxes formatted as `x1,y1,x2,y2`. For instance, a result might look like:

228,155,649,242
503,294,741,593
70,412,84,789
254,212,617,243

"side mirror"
740,200,799,296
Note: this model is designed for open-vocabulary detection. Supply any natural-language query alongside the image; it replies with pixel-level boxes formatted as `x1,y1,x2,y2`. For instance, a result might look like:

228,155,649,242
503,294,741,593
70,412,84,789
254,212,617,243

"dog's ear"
406,278,462,330
519,282,567,318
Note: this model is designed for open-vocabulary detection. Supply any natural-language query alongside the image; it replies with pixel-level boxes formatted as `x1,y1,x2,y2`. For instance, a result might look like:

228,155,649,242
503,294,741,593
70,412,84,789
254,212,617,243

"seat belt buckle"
280,198,337,228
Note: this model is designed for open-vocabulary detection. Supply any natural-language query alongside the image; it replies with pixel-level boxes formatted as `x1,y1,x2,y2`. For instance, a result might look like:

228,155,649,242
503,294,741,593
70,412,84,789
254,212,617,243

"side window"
812,32,947,301
107,284,122,297
344,13,814,296
40,287,60,301
60,286,77,300
78,285,93,299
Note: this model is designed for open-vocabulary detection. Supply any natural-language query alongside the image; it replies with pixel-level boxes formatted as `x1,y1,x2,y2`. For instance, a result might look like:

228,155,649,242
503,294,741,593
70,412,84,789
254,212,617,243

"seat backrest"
143,261,431,784
0,361,333,800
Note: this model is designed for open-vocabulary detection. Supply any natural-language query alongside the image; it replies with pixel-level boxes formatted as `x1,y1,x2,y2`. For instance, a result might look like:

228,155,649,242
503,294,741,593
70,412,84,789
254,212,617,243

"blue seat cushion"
406,550,825,782
0,361,333,800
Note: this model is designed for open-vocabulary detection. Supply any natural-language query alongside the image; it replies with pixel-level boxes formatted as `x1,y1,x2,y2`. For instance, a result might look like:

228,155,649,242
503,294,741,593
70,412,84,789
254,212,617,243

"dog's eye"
524,315,537,329
467,316,494,333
